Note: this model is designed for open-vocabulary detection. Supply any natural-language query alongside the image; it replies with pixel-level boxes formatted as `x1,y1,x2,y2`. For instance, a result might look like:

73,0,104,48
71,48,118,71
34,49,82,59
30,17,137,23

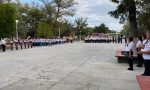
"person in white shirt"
139,31,150,76
1,39,6,52
136,36,144,67
127,37,135,71
0,39,2,50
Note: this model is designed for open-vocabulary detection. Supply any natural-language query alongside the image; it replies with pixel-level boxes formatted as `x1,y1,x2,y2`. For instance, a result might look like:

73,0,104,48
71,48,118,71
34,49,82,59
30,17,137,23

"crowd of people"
124,30,150,76
84,33,123,44
0,38,69,52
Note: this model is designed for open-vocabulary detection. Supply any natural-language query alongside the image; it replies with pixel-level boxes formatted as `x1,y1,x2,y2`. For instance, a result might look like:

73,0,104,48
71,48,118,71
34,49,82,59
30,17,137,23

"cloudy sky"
20,0,123,31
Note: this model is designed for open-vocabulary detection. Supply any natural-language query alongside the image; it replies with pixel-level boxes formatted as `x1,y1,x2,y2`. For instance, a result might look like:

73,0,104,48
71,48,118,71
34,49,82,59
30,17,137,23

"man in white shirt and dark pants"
139,30,150,76
1,39,6,52
127,37,135,71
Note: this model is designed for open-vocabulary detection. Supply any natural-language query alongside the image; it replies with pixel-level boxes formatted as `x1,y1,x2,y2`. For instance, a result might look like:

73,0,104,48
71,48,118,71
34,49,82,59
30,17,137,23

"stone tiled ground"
0,42,143,90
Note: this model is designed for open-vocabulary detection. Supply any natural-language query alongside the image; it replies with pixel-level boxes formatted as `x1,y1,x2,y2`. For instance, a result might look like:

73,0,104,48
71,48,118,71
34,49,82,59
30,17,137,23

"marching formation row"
0,38,68,52
84,38,112,43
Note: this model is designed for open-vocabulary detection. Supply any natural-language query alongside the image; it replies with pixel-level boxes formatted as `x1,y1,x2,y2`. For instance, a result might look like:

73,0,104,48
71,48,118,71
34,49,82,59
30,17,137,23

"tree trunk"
128,0,138,38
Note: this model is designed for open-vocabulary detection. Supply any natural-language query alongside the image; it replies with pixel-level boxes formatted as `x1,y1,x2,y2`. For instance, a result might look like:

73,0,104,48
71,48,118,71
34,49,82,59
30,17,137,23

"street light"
15,20,19,40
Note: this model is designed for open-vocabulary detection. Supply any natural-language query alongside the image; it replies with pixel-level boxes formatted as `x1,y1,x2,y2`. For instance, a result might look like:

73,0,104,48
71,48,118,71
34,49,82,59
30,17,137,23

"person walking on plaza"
127,37,135,71
136,36,143,67
138,31,150,76
1,38,6,52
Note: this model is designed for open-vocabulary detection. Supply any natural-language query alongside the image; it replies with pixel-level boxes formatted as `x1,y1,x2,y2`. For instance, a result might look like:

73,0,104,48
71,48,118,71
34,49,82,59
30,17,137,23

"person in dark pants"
0,40,2,51
138,31,150,76
15,40,18,50
136,36,143,67
120,35,123,44
1,39,6,52
19,39,23,49
127,37,135,71
10,40,13,51
24,40,27,49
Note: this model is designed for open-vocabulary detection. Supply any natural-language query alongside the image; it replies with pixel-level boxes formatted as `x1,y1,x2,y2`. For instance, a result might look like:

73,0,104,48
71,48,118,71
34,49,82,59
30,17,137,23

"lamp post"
15,20,19,40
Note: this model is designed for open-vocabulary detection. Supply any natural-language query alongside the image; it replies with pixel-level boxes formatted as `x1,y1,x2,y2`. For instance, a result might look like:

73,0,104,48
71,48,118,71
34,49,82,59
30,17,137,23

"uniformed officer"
139,31,150,76
126,37,135,71
24,39,27,49
14,39,19,50
29,39,33,48
19,39,23,49
0,39,2,50
1,39,6,52
10,40,13,51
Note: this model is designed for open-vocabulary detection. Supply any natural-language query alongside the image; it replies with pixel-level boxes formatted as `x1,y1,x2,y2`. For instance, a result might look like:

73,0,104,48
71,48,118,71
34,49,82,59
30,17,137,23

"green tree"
0,3,16,38
25,6,44,37
137,0,150,31
40,0,77,37
74,18,88,37
109,0,138,38
93,23,110,34
36,22,53,38
60,20,74,37
121,22,129,36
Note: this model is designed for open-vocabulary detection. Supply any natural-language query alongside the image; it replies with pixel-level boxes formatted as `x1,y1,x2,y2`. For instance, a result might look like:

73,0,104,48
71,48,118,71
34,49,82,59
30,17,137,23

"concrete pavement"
0,42,143,90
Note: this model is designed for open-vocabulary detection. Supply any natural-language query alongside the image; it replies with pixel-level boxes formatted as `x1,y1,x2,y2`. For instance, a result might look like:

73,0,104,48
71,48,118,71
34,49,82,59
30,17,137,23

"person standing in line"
112,36,114,43
127,37,135,71
1,38,6,52
10,40,13,51
121,35,123,44
15,39,18,50
136,36,143,67
118,35,120,43
29,39,33,48
19,39,23,50
24,39,27,49
0,39,2,51
115,36,117,43
138,31,150,76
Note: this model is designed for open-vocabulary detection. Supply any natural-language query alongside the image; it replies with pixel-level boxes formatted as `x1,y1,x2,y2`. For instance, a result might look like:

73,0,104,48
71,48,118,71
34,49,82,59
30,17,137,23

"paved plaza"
0,42,143,90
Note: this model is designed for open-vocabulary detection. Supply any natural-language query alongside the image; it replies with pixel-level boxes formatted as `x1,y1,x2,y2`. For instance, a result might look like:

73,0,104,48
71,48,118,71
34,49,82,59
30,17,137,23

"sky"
20,0,123,32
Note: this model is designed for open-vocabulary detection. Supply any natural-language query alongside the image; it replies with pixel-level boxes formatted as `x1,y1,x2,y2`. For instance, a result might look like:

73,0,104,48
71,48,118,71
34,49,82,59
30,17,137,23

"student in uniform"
10,40,13,51
127,37,135,71
136,36,143,67
138,31,150,76
0,39,2,50
1,39,6,52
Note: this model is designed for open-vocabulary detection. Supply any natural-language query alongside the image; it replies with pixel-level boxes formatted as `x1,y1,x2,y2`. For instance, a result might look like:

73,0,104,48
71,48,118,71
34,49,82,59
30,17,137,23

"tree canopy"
0,3,16,38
